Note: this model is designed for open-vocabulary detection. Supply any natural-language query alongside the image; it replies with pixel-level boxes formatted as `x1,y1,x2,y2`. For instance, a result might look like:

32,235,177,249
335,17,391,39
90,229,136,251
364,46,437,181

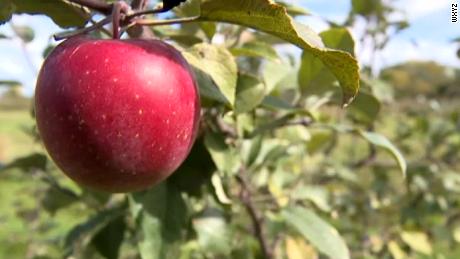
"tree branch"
134,16,199,26
127,0,155,39
236,168,273,259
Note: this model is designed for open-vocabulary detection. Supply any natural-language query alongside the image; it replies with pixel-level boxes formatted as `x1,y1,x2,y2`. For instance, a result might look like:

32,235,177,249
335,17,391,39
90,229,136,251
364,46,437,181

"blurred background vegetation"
0,0,460,258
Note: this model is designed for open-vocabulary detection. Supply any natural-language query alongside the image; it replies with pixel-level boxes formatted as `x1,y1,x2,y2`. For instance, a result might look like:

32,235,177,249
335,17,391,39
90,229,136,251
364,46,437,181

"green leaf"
41,186,79,215
230,41,280,61
248,114,295,138
169,137,215,197
204,132,239,175
131,183,187,259
261,95,296,111
64,206,126,257
193,208,232,255
197,0,359,105
0,153,47,172
321,28,355,55
347,91,381,125
246,135,263,167
0,1,14,25
358,131,407,177
263,60,293,94
282,206,350,259
183,43,238,106
2,0,88,28
351,0,381,16
235,74,266,114
291,186,331,212
92,215,126,259
276,1,310,16
200,22,217,40
299,28,355,101
191,67,228,105
306,129,334,154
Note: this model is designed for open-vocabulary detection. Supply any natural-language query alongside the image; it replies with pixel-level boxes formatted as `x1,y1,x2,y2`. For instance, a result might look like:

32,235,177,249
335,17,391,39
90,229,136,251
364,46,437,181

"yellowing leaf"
198,0,359,105
286,236,318,259
282,206,350,259
400,231,433,255
388,241,408,259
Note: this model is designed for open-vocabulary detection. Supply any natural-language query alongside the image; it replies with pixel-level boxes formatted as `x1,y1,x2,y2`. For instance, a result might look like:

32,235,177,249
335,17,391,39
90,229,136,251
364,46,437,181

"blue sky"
0,0,459,95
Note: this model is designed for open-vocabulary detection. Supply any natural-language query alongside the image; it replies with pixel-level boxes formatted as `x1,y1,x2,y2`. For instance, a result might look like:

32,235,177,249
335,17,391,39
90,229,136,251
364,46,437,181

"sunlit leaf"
193,208,232,254
130,183,187,259
285,236,318,259
0,153,47,172
230,41,280,61
183,43,238,106
388,241,408,259
400,231,433,255
197,0,359,105
282,206,350,259
235,74,266,114
211,173,232,205
299,27,356,102
358,131,407,177
204,132,239,175
347,91,381,125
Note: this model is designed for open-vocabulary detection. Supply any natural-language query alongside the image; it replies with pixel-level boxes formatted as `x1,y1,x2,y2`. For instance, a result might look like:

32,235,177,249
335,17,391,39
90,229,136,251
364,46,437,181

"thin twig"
236,167,273,259
127,0,155,39
134,16,200,26
89,16,112,37
54,15,112,40
125,7,165,20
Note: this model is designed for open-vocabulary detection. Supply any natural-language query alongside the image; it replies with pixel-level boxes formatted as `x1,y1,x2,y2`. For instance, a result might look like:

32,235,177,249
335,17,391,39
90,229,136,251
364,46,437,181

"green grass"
0,109,88,258
0,110,42,162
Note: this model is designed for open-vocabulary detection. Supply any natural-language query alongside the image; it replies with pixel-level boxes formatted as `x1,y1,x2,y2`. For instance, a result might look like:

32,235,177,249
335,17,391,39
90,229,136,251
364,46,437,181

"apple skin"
35,36,200,193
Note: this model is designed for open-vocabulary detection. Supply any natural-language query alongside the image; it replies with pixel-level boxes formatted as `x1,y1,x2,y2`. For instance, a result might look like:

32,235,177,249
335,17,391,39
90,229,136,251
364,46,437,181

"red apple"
35,36,200,193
